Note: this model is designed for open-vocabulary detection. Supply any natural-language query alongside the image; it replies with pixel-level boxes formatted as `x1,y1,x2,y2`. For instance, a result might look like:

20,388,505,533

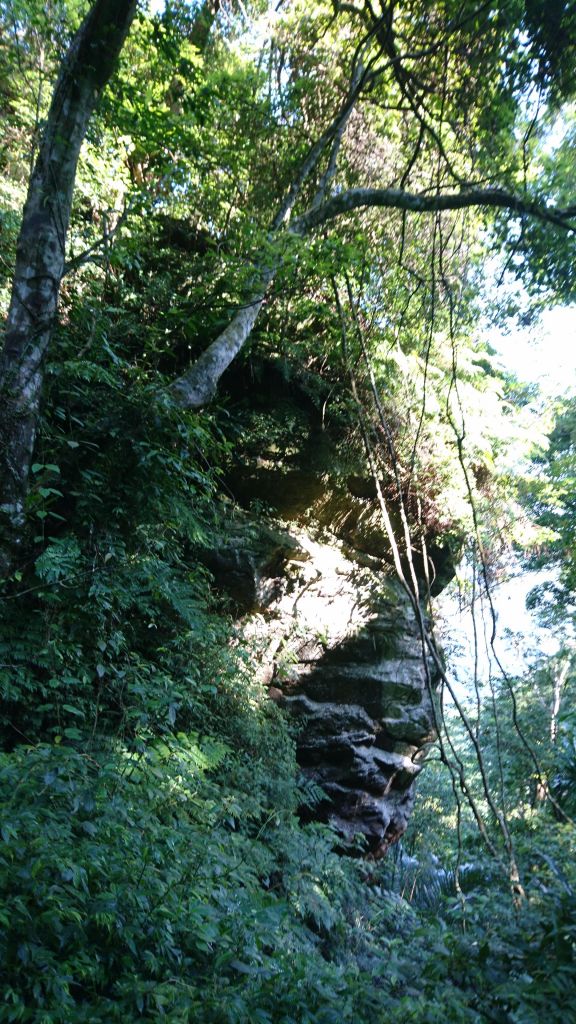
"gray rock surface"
196,517,305,612
203,377,444,855
242,531,438,857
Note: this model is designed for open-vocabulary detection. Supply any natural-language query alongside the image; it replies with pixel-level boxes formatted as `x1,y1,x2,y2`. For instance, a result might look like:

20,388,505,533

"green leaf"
61,704,85,717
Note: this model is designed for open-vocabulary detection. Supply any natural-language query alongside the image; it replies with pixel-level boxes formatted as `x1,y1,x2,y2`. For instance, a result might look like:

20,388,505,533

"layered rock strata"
236,528,438,857
201,363,445,854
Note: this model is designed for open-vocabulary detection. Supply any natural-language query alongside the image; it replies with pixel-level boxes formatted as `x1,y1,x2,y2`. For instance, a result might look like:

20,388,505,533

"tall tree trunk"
188,0,221,52
0,0,137,579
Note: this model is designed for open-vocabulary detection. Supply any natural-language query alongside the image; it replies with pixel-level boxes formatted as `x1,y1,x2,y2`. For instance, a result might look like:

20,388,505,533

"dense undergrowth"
0,350,575,1022
2,1,576,1019
2,734,575,1023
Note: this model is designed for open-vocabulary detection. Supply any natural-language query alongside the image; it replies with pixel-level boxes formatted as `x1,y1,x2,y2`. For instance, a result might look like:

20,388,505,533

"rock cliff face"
204,362,449,855
240,529,438,857
203,508,440,857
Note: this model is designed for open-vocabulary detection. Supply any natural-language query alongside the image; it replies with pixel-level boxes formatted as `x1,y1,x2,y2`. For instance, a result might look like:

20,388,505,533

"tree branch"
171,181,575,412
292,185,576,235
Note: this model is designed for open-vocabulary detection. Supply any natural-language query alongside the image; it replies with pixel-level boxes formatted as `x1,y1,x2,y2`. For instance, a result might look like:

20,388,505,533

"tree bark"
291,185,576,235
0,0,137,578
170,273,274,409
171,60,368,409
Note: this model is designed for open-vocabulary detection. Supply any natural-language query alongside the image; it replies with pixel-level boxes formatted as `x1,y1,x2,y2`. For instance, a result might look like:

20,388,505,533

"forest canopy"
1,0,576,576
0,1,576,1021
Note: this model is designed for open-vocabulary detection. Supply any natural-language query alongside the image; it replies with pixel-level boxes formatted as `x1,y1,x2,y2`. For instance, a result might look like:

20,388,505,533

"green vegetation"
1,1,575,1020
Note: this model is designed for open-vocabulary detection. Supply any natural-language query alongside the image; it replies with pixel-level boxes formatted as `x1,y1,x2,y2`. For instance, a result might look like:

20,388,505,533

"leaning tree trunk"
170,60,368,409
0,0,137,579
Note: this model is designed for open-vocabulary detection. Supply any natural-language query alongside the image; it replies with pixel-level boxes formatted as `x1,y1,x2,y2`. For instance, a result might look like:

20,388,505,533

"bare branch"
270,54,372,230
292,185,576,235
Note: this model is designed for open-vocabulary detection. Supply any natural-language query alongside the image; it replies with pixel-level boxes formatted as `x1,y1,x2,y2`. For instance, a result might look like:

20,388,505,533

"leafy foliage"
1,1,576,1021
